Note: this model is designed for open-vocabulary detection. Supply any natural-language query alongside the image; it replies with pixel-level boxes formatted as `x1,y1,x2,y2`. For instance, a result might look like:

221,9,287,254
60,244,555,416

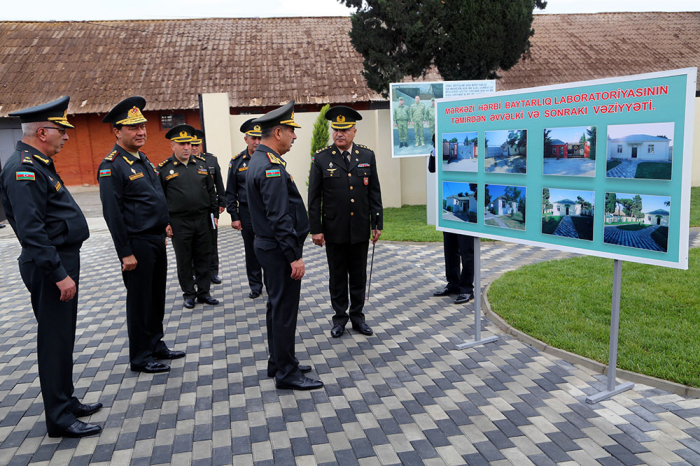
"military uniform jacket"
0,141,89,281
308,143,383,244
246,144,309,264
225,148,252,222
393,104,410,122
98,144,170,259
201,152,225,217
158,154,217,220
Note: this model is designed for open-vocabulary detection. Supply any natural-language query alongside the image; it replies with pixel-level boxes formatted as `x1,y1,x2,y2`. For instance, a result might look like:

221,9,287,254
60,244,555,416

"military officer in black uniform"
308,106,383,338
0,96,102,438
191,129,225,284
159,124,219,309
98,96,184,374
225,119,264,298
246,101,322,391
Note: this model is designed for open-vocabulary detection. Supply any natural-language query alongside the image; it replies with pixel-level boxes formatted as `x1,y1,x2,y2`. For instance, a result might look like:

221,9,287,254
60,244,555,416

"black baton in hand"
366,241,375,302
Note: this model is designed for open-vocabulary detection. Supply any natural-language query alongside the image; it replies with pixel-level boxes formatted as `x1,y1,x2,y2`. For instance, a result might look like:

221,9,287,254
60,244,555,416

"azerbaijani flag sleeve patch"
265,169,281,178
99,169,111,177
16,171,35,181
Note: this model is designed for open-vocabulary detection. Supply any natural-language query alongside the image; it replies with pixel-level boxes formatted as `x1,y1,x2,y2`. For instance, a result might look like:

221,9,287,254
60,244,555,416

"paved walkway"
604,225,665,251
606,160,642,178
553,216,580,239
483,212,509,229
1,216,700,465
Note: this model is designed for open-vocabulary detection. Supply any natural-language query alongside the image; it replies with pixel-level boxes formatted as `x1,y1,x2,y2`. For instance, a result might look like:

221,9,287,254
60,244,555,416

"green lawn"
691,187,700,227
382,205,442,242
651,226,669,250
570,216,594,240
615,224,649,231
488,252,700,387
606,160,622,171
636,162,672,180
541,216,563,235
498,212,526,230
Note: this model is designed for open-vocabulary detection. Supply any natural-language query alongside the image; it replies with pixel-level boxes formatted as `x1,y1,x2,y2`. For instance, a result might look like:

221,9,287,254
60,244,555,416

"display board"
436,69,696,269
391,80,495,158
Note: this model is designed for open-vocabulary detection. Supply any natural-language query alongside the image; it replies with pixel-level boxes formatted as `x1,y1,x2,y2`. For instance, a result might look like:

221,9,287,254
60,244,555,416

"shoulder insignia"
228,160,233,169
315,145,332,154
122,156,134,166
104,150,118,161
21,155,34,165
266,152,286,168
196,155,206,162
232,150,246,161
265,168,281,178
33,154,50,165
98,168,112,178
357,144,372,151
16,171,35,181
158,159,171,168
209,153,217,158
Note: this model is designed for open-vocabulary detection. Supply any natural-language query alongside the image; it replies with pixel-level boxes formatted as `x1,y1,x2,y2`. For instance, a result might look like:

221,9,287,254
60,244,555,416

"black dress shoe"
184,298,195,309
267,364,312,378
131,361,171,373
433,286,458,297
72,402,103,418
455,293,474,304
275,376,324,391
352,321,373,336
154,349,186,360
211,275,222,284
330,324,345,338
197,296,220,305
48,420,102,438
249,290,261,299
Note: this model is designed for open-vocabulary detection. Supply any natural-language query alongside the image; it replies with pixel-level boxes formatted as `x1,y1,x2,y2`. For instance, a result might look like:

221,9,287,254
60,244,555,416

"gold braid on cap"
116,106,148,125
48,109,75,128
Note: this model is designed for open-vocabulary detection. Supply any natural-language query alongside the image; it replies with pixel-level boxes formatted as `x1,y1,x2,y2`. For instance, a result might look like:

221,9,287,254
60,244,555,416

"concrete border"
482,282,700,399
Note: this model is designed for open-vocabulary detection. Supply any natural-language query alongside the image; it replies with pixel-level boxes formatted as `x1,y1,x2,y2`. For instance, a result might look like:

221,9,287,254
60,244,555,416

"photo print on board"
443,181,478,224
542,188,595,241
484,184,526,230
606,122,674,180
442,132,478,173
484,130,527,174
603,192,670,252
542,126,597,177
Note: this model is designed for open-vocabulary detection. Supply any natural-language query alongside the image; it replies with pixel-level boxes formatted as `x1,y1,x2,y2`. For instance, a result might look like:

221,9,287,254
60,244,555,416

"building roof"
609,134,670,143
447,194,474,201
646,209,670,215
549,139,566,145
553,199,577,204
0,12,699,116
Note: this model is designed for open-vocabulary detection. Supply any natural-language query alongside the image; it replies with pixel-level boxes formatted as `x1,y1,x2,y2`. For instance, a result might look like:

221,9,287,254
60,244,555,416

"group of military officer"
0,96,386,435
393,95,436,148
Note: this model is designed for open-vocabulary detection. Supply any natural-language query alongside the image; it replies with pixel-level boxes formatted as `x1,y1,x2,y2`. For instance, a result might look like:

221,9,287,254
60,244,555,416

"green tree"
605,192,617,214
516,130,527,153
586,126,597,160
632,194,643,220
504,186,522,217
484,185,492,210
308,104,331,186
518,195,526,222
542,187,552,218
338,0,547,96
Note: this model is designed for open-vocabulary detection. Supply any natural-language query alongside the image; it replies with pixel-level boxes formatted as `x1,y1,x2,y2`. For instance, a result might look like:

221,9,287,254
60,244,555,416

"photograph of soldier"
246,101,321,391
158,124,220,309
393,97,409,147
427,97,436,141
308,106,383,339
225,118,264,299
410,95,426,147
191,129,225,284
390,83,443,157
0,97,102,438
98,96,185,375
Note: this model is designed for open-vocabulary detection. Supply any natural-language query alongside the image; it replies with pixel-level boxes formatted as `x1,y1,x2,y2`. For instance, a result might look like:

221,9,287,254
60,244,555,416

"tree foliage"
308,104,331,186
339,0,547,96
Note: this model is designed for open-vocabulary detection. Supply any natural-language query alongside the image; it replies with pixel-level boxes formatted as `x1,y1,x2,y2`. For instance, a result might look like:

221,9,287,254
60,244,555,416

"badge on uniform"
166,173,179,181
129,172,144,181
16,171,35,181
54,181,62,191
99,169,111,177
198,168,208,175
364,177,369,186
21,155,33,165
238,166,248,172
327,168,336,177
265,169,281,178
358,163,370,168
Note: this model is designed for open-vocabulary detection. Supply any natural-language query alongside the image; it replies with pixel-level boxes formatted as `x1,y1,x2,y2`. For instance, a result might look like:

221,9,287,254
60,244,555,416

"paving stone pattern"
604,225,665,252
553,216,580,239
1,227,700,465
606,160,642,179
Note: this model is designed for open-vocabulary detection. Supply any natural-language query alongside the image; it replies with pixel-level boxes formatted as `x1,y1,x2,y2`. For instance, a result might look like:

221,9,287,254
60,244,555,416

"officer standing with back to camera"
0,96,102,438
191,129,225,285
246,101,322,391
308,106,383,339
226,118,264,299
98,96,185,374
158,124,220,309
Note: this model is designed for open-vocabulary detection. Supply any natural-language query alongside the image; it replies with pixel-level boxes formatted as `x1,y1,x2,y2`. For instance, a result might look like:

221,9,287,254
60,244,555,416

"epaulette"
104,150,118,161
208,152,216,158
266,152,285,166
232,149,246,161
356,144,372,151
315,145,332,154
196,155,206,162
158,159,171,168
21,151,34,165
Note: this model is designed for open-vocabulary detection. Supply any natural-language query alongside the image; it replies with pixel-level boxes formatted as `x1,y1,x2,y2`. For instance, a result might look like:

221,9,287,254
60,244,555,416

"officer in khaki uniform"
427,97,436,140
191,129,225,284
308,106,383,339
393,97,409,148
0,97,102,438
225,119,264,298
410,95,426,146
99,96,185,375
158,124,219,309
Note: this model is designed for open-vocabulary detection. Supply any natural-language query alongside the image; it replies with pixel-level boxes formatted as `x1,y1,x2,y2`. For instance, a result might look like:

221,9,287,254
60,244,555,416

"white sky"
3,0,699,21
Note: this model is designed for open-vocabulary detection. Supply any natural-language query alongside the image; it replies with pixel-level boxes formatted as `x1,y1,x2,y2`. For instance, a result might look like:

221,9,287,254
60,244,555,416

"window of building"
552,147,556,155
648,144,654,154
161,113,186,129
617,145,622,153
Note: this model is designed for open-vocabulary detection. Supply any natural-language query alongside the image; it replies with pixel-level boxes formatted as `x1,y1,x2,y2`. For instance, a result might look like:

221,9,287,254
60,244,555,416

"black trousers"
443,232,474,294
123,235,168,367
210,226,219,275
239,205,263,294
325,241,369,326
254,238,302,383
170,215,212,299
19,247,82,434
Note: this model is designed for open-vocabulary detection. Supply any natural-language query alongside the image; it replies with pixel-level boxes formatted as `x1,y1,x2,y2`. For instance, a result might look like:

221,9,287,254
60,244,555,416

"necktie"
342,151,350,169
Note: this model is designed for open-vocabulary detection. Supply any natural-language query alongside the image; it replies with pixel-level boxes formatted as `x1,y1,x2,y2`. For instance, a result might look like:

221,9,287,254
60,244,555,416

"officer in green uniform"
191,129,225,284
225,119,264,298
99,96,184,375
410,95,426,146
0,97,102,438
427,97,436,140
393,97,410,148
246,101,321,391
158,124,219,309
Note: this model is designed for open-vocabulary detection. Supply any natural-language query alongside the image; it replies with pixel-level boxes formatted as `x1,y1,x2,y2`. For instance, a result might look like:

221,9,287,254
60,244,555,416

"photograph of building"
442,181,477,223
442,132,478,173
543,126,597,176
485,184,526,230
606,122,674,180
484,130,527,174
604,192,670,251
542,188,595,240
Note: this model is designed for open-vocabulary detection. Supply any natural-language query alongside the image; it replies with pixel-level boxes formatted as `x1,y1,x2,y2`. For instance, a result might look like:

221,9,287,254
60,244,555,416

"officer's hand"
122,254,138,272
290,258,305,280
165,225,173,238
56,275,77,302
219,206,225,214
231,220,242,230
312,233,325,247
372,229,381,244
214,218,218,228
